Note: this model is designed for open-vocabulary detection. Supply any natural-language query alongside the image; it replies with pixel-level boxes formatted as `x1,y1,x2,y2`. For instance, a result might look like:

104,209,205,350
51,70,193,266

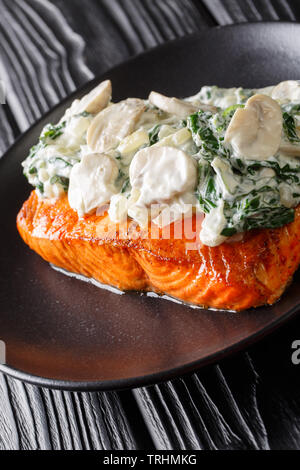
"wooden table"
1,0,300,450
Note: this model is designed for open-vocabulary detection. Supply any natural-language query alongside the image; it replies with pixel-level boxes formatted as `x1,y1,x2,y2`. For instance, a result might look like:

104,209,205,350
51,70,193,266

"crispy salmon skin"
17,191,300,311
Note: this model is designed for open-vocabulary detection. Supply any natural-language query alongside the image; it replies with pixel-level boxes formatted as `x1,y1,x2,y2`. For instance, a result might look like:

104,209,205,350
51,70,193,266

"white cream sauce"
22,80,300,246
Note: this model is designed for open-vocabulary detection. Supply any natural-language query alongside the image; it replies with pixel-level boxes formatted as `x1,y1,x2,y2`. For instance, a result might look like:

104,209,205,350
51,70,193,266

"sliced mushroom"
108,194,129,223
279,142,300,157
87,98,146,153
279,185,295,208
224,94,282,160
271,80,300,104
152,127,191,148
148,91,216,118
74,80,112,115
129,145,197,206
199,201,227,247
118,129,149,156
68,153,118,216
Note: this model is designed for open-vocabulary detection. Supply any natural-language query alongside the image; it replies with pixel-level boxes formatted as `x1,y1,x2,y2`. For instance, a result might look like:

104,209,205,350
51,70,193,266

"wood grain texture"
134,355,269,450
0,0,210,134
203,0,299,24
1,0,300,450
0,376,144,450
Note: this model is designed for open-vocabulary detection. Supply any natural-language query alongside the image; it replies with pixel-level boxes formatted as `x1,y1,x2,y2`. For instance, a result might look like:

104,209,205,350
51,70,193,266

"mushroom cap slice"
87,98,146,153
75,80,112,114
149,91,216,118
224,94,282,160
129,145,197,206
200,201,227,247
152,128,191,148
279,142,300,157
272,80,300,104
68,153,119,216
118,129,149,156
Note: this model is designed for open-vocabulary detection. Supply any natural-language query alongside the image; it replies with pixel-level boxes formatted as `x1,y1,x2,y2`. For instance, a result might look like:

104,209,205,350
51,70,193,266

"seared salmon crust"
17,191,300,311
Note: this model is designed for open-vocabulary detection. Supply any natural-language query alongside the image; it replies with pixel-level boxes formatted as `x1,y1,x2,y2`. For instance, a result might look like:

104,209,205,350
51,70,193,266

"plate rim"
1,21,300,391
0,301,299,391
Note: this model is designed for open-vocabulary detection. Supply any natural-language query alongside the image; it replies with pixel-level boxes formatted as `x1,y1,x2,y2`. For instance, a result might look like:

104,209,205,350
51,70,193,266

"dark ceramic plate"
1,23,300,391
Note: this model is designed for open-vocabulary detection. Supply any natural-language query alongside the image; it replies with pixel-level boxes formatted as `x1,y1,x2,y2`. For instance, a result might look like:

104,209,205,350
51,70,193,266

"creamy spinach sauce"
22,112,93,198
186,104,300,237
22,82,300,246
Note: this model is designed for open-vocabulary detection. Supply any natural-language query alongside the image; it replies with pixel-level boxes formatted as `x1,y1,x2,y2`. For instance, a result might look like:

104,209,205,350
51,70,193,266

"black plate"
1,23,300,391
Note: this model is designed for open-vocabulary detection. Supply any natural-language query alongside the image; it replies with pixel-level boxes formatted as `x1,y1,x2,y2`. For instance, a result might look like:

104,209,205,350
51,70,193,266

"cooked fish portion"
17,191,300,311
19,79,300,310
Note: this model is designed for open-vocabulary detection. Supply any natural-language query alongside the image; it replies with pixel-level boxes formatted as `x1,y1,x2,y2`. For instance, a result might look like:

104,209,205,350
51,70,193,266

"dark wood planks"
202,0,300,24
0,0,211,135
134,355,269,450
0,376,144,450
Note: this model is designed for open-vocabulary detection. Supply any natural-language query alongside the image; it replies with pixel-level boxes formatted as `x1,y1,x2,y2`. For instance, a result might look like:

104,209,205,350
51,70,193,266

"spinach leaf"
197,160,218,213
222,103,244,118
75,111,91,118
49,156,73,167
40,121,66,143
148,125,161,145
192,106,300,238
28,166,37,175
50,175,69,191
36,182,44,194
283,112,300,143
121,178,130,194
187,111,230,159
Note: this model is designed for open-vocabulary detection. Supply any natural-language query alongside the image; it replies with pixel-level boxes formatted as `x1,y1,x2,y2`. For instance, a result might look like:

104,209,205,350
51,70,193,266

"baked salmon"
17,191,300,311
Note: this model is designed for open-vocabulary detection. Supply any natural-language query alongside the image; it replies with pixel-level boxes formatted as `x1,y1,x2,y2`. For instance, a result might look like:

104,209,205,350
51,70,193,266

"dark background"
1,0,300,450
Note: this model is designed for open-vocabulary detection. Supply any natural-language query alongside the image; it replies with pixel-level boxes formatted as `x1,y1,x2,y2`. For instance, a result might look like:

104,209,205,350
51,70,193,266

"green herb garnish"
121,178,130,194
40,121,66,143
50,175,69,191
283,112,300,143
148,125,161,145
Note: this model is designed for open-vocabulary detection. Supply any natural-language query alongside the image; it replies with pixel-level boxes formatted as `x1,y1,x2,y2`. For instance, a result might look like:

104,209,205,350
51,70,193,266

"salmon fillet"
17,191,300,311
